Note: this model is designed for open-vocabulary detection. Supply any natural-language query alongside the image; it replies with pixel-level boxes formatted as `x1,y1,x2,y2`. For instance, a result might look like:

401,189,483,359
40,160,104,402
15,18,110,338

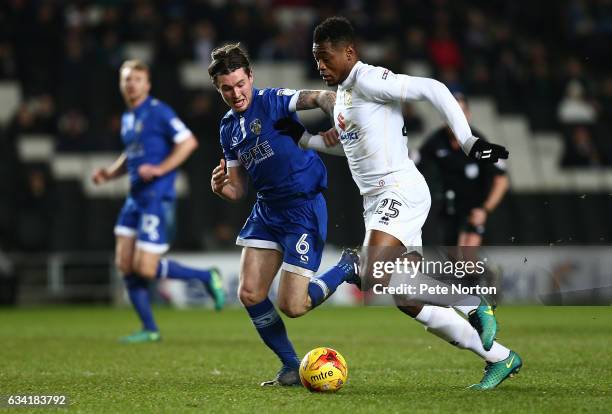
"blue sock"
156,258,212,284
124,274,158,332
245,298,299,369
308,265,348,308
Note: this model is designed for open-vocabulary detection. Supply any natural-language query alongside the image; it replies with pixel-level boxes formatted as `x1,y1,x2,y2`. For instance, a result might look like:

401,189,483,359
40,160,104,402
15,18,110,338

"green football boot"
205,268,226,311
469,351,523,390
119,330,161,344
467,296,497,351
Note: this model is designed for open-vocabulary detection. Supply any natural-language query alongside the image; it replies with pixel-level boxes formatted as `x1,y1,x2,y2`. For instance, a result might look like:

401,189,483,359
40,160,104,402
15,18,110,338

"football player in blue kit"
92,60,225,343
208,43,359,386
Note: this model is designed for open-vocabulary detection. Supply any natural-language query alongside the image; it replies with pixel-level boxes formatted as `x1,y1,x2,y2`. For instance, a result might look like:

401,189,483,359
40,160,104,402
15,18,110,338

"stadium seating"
5,60,611,251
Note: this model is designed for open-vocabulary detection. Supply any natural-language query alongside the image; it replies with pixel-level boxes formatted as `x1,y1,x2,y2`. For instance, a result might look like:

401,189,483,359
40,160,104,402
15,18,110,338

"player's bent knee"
277,300,308,318
116,258,132,275
133,260,157,279
238,286,267,307
276,287,310,318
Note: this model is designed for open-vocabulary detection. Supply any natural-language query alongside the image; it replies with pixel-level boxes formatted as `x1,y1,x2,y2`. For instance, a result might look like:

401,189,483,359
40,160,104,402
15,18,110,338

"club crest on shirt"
344,89,352,106
250,118,262,135
135,120,143,133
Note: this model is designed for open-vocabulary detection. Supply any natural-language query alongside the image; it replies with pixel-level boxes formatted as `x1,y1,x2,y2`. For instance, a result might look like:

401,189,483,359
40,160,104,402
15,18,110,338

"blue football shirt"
120,96,192,200
219,88,327,205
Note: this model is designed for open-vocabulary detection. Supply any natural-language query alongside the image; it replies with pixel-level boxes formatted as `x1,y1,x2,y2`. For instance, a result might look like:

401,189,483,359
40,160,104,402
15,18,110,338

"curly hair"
313,16,355,46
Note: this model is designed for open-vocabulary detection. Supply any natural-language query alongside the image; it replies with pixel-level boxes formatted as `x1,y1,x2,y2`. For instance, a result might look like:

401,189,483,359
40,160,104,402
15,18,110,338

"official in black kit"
415,94,509,246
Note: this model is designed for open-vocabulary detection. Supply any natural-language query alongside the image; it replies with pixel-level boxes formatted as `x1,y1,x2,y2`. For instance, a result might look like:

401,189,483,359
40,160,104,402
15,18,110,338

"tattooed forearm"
315,91,336,118
296,90,336,121
296,90,320,110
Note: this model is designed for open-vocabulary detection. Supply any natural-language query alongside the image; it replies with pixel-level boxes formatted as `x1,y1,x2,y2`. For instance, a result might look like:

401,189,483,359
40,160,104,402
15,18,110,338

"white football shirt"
333,61,475,195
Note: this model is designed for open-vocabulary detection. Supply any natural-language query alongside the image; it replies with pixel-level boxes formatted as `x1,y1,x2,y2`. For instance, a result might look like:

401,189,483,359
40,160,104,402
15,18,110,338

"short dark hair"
313,16,355,46
208,42,251,84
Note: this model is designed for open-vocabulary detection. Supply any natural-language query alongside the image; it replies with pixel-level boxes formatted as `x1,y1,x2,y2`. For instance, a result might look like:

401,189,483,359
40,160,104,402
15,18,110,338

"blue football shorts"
236,193,327,278
114,195,176,254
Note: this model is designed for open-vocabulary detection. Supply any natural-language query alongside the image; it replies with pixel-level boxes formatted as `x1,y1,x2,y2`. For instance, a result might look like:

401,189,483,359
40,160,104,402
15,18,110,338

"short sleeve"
160,105,192,143
261,88,299,120
219,122,240,167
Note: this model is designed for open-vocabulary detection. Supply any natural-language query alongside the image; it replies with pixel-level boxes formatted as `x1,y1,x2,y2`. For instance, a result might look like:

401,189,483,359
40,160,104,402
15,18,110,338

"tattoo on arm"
296,90,336,120
316,91,336,119
296,90,320,110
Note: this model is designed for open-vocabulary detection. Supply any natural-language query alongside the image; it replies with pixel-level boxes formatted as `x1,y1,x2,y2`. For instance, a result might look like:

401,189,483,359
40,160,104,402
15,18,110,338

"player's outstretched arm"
138,135,198,182
404,78,508,162
293,90,336,121
91,152,127,185
360,72,508,162
211,159,247,202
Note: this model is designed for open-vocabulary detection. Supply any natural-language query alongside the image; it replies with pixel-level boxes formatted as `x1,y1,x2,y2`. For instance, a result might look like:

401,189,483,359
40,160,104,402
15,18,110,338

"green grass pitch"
1,306,610,413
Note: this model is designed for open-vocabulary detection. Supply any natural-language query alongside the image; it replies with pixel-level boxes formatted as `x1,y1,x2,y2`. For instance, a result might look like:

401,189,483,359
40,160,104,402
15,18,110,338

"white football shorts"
362,173,431,248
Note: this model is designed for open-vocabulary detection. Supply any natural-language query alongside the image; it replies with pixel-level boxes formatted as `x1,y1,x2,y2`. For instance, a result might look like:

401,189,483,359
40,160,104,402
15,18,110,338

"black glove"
468,138,509,163
274,117,305,144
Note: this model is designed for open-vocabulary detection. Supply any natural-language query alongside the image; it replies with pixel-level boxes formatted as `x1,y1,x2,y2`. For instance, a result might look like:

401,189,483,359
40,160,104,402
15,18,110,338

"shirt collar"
131,95,152,114
340,61,363,89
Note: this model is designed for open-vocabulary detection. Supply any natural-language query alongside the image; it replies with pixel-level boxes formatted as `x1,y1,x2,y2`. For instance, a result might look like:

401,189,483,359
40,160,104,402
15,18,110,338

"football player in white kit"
286,16,521,390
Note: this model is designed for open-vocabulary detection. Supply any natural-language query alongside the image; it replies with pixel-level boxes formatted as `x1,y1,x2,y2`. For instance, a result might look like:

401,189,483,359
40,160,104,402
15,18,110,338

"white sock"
415,305,510,363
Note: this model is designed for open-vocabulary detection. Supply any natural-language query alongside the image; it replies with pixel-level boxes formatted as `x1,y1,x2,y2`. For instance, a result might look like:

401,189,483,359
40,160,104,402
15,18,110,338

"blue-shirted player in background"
208,43,359,386
92,60,225,343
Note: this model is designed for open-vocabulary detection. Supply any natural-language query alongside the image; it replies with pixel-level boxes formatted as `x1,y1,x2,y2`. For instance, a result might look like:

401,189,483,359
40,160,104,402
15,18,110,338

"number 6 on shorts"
296,233,310,255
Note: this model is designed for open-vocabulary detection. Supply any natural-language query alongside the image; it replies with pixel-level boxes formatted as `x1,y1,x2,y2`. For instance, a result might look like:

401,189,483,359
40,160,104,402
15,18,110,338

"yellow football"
299,347,348,392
